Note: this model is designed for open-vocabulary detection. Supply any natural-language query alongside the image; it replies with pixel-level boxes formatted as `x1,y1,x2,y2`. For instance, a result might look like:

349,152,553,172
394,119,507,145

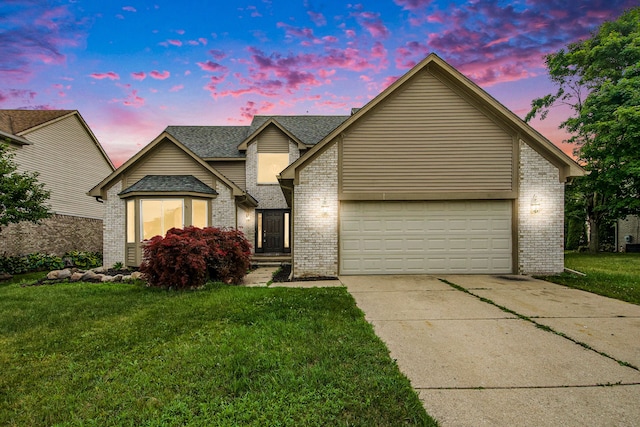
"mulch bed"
270,264,338,282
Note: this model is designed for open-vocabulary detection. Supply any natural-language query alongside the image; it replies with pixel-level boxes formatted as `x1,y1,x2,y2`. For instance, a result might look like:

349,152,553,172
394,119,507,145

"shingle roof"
165,126,248,158
164,115,350,160
0,110,74,134
119,175,218,195
249,115,350,146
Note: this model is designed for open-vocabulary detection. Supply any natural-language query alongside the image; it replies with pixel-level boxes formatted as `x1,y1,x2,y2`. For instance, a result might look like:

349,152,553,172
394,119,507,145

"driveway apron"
342,275,640,427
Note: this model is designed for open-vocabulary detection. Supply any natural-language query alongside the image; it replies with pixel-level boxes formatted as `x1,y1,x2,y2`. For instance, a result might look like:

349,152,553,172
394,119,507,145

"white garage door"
340,200,512,275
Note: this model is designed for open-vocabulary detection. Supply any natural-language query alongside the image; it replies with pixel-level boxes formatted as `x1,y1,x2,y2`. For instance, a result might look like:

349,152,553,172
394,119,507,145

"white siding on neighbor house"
13,114,113,219
518,141,564,275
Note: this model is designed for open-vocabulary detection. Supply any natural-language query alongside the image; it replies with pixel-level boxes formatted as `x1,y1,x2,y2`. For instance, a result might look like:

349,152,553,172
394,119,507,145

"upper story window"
257,153,289,184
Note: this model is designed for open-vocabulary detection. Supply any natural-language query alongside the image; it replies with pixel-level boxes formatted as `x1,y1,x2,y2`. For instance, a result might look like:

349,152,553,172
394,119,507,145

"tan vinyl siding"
257,124,289,153
209,161,246,189
341,69,514,194
126,140,215,188
13,114,113,219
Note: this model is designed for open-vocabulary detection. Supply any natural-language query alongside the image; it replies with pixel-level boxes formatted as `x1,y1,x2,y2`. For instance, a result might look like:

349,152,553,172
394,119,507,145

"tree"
527,7,640,252
0,142,52,232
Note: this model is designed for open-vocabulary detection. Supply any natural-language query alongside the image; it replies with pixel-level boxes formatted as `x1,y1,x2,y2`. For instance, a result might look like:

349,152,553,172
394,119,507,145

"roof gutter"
0,129,31,145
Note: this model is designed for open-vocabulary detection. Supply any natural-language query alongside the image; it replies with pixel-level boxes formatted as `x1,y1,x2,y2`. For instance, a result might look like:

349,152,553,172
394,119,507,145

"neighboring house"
0,110,115,256
90,54,584,276
617,215,640,252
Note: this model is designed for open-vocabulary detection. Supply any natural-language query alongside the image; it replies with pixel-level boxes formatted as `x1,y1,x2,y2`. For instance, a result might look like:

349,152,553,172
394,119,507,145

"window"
256,212,263,249
140,199,184,240
284,212,290,249
192,199,208,228
126,199,135,243
257,153,289,184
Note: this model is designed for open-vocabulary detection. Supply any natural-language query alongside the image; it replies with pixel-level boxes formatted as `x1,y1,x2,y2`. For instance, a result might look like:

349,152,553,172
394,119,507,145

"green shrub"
0,251,102,274
63,251,102,269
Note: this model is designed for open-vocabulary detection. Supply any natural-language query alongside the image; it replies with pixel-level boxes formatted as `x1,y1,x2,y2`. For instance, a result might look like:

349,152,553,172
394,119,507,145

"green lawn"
0,279,435,426
540,252,640,304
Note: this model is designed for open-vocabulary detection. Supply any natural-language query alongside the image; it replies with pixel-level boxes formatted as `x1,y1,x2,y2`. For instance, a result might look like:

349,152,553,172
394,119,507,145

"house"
617,215,640,252
90,54,584,276
0,110,115,256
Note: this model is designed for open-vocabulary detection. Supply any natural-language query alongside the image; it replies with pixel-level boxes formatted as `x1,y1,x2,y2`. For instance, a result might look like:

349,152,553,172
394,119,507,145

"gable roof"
88,131,254,205
165,126,247,158
279,53,584,182
0,109,115,170
0,109,74,135
119,175,218,196
249,115,349,146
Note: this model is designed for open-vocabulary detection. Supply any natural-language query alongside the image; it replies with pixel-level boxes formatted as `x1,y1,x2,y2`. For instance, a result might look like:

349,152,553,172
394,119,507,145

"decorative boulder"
47,270,60,280
58,269,72,279
70,272,84,282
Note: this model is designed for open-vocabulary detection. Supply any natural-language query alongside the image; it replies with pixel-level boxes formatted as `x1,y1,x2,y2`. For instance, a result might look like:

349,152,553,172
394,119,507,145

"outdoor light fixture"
321,198,329,217
531,195,540,214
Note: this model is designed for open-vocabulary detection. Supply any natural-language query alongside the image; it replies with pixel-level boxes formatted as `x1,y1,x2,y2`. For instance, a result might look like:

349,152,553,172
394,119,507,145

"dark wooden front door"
256,209,290,253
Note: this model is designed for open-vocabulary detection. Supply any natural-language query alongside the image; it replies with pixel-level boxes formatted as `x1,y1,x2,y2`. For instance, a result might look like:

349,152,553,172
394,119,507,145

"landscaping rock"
81,270,100,281
70,272,84,282
92,266,106,273
113,274,123,282
0,272,13,281
131,271,143,280
47,270,60,280
122,275,132,281
100,275,114,282
58,269,72,279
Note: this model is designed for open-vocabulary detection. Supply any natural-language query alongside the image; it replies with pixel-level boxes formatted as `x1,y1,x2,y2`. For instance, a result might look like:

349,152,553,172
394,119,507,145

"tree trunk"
588,216,600,253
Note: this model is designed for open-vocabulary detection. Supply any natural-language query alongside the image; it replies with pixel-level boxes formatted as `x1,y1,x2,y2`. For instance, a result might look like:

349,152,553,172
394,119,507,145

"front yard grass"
0,280,435,426
540,252,640,305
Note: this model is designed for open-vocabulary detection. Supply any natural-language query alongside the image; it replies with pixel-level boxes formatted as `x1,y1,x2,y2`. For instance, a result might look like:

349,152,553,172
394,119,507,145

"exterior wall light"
531,195,540,214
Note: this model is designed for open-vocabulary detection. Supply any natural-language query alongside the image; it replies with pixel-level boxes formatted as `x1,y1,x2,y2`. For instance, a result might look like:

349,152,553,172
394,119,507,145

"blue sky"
1,0,636,166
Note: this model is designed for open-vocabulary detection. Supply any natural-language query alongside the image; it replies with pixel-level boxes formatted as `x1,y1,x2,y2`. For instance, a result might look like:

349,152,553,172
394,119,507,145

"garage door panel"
340,200,512,275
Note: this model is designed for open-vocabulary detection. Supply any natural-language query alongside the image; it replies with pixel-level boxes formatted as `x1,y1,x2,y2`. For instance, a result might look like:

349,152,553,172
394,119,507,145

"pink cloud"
351,10,389,38
318,69,336,79
168,39,182,47
209,49,226,59
308,10,327,26
122,89,144,107
197,61,227,72
175,29,186,35
131,71,146,81
345,29,356,38
238,100,276,121
187,40,200,46
1,5,86,82
169,85,184,92
198,37,208,45
393,0,434,10
149,70,170,80
90,71,120,80
122,6,136,12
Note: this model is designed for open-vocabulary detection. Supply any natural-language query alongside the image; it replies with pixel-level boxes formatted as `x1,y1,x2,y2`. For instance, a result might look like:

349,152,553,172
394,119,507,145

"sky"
1,0,637,167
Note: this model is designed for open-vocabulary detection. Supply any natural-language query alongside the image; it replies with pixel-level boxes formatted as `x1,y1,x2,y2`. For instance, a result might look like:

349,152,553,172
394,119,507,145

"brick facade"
293,143,338,278
103,181,125,268
212,183,236,228
0,213,103,257
518,141,565,274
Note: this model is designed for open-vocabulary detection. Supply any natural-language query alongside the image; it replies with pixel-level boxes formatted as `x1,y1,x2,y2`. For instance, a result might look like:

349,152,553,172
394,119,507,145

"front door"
256,209,291,253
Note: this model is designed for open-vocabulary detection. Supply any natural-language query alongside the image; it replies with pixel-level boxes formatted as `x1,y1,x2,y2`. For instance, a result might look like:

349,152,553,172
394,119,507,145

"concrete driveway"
342,275,640,426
